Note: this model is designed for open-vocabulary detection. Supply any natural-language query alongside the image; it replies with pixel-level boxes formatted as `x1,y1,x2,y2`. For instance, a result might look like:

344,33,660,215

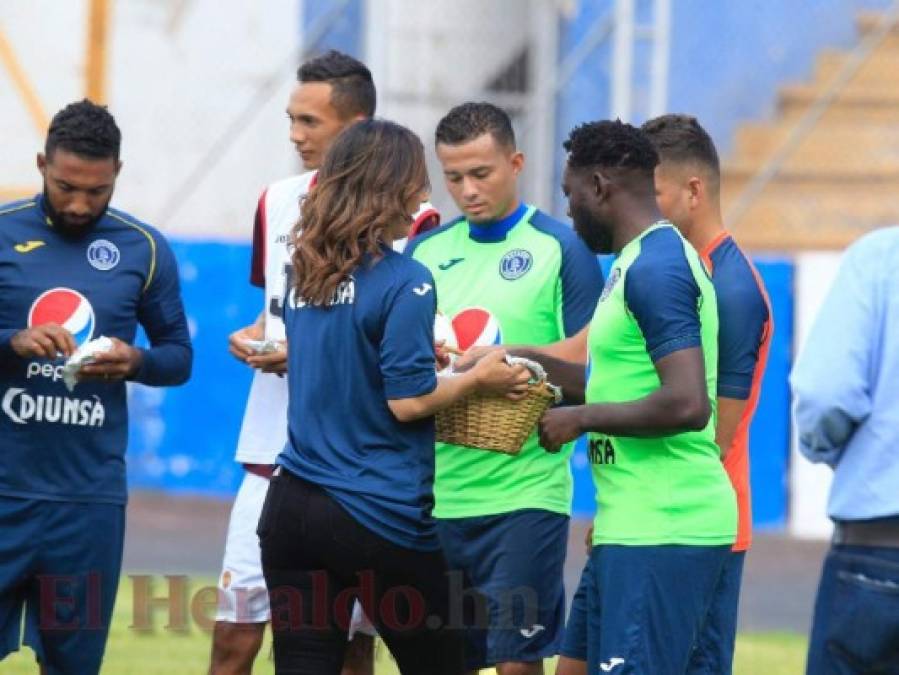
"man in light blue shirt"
791,227,899,674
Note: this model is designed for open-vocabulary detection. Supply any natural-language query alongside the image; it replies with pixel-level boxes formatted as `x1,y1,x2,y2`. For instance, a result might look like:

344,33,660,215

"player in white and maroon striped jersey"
210,50,438,675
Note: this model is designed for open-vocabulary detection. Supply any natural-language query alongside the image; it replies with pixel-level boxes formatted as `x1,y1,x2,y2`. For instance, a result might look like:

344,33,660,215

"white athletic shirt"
234,171,439,463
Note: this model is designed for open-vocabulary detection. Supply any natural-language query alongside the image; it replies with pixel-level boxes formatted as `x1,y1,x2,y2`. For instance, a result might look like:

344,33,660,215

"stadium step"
731,122,899,173
723,10,899,250
721,176,899,250
779,87,899,124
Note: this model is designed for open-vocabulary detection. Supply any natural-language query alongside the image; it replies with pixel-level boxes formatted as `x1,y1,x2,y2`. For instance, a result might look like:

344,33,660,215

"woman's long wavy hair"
291,119,429,307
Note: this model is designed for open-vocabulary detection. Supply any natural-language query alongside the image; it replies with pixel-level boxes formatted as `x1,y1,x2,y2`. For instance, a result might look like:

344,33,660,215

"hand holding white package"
62,336,115,392
242,339,284,355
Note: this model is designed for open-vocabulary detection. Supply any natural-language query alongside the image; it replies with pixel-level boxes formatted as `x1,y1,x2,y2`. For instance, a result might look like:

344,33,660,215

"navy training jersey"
278,247,440,551
699,232,772,551
0,196,192,504
701,234,771,401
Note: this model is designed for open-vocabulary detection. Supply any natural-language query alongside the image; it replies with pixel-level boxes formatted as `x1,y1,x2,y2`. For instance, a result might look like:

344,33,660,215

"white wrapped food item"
62,336,115,392
505,356,562,403
434,311,459,374
242,339,284,354
433,311,457,351
506,355,547,384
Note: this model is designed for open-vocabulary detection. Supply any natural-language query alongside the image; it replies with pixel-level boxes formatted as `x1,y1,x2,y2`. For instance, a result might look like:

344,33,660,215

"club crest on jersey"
600,267,621,303
451,307,502,351
87,239,120,271
499,249,533,280
29,288,96,347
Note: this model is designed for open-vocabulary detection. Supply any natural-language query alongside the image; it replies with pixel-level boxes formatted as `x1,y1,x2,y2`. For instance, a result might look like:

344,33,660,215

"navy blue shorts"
559,553,592,661
436,509,569,670
0,496,125,674
561,543,731,675
686,551,746,675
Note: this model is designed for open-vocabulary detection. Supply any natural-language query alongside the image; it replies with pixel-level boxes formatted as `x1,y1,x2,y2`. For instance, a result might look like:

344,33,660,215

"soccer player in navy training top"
643,114,772,675
257,119,530,674
465,121,734,675
556,116,774,675
0,100,192,673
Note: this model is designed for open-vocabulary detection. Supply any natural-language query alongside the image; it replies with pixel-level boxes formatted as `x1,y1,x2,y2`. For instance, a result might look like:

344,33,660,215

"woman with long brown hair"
258,119,529,674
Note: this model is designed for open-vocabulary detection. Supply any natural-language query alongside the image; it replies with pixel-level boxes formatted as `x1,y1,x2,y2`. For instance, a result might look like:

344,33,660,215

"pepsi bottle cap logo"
451,307,502,351
28,288,96,347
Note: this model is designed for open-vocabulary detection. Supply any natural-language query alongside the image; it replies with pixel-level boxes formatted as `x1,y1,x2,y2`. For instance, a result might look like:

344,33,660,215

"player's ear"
509,150,525,176
687,176,702,206
114,160,123,177
593,170,611,201
36,153,47,175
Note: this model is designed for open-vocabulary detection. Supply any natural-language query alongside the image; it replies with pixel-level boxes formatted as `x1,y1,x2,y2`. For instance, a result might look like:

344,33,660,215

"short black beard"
42,185,108,239
572,208,614,254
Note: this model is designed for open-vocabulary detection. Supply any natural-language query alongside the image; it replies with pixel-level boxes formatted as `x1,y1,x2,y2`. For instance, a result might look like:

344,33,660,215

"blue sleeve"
132,235,193,386
624,233,702,362
791,243,876,466
380,264,438,399
529,211,603,336
715,273,768,400
559,235,603,337
0,328,17,358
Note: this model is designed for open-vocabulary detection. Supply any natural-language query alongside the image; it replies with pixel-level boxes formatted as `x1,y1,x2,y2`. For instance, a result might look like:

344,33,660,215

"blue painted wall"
127,242,796,532
749,259,793,528
555,0,614,216
302,0,363,57
126,243,258,496
569,257,793,526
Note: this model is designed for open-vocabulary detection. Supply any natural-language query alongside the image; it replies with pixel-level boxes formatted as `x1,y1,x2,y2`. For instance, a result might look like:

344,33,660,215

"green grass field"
3,578,807,674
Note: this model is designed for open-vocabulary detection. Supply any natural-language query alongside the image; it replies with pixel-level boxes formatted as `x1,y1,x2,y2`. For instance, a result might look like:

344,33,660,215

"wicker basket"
435,358,561,455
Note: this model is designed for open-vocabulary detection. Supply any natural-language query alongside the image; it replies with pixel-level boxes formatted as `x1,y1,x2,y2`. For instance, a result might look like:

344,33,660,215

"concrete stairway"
723,12,899,251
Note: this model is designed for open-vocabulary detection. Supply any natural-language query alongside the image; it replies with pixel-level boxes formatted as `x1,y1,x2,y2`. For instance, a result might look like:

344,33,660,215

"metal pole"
611,0,635,121
85,0,112,104
0,27,48,133
649,0,671,117
529,0,560,211
362,0,389,109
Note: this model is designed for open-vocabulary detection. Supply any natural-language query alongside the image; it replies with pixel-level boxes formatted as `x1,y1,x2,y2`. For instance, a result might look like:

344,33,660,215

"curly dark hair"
435,101,516,149
297,49,376,118
45,99,121,161
563,119,658,176
641,114,720,183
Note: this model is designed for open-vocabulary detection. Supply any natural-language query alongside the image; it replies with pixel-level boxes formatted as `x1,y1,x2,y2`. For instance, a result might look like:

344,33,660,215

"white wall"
364,0,553,220
1,1,87,190
790,251,843,539
1,0,302,240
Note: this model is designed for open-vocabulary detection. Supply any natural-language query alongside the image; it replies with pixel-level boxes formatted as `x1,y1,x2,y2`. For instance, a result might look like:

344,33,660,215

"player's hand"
229,322,264,364
584,524,594,554
247,342,287,374
9,324,77,360
454,344,504,373
78,337,143,381
472,350,531,400
538,406,584,453
435,340,453,371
